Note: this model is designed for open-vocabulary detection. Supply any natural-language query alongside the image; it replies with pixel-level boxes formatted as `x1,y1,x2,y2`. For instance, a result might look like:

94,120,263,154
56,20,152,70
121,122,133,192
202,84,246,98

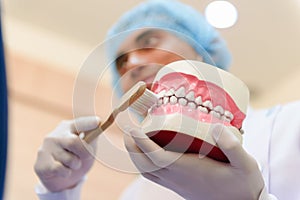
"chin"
141,60,249,162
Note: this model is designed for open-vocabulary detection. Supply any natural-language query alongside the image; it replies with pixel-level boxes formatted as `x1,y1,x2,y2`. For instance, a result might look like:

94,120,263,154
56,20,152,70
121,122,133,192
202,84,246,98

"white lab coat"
37,101,300,200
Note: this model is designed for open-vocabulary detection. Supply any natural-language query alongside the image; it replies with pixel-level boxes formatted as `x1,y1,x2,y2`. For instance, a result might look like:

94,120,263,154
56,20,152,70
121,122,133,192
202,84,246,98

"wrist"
35,177,86,199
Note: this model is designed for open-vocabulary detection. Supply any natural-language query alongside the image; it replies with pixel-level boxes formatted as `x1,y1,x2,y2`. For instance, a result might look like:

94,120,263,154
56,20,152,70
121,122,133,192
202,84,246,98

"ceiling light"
205,1,238,29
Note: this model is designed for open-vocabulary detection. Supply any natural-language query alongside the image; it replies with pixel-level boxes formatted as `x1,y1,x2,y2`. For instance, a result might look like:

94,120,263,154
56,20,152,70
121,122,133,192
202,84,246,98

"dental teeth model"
141,60,249,162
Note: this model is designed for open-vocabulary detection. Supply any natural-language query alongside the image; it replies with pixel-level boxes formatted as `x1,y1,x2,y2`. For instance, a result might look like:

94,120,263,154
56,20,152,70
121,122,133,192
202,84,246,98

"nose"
123,50,148,79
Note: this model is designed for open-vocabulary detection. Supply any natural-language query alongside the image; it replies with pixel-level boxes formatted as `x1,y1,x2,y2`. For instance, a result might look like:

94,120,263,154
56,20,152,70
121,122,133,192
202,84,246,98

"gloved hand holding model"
124,124,266,200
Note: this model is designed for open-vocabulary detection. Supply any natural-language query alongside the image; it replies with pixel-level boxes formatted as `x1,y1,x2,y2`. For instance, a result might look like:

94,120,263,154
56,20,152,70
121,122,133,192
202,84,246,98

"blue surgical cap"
106,0,232,94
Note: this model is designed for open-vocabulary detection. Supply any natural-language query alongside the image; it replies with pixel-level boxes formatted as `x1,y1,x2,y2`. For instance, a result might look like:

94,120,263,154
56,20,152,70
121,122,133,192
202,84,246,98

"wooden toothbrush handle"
82,82,147,143
82,112,116,143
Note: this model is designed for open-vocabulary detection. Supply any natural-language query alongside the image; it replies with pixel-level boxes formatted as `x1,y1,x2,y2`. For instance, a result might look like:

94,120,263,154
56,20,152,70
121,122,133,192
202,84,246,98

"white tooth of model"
202,100,213,110
224,110,234,120
187,102,196,109
165,88,175,96
178,98,188,106
210,110,221,119
175,87,185,97
170,96,178,105
157,98,163,106
163,96,169,104
214,105,224,115
197,105,209,113
158,90,166,98
186,91,195,101
195,96,202,105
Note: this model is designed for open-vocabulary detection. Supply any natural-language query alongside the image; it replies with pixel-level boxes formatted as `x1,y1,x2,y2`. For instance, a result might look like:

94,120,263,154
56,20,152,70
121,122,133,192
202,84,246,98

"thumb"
71,116,101,134
212,124,250,169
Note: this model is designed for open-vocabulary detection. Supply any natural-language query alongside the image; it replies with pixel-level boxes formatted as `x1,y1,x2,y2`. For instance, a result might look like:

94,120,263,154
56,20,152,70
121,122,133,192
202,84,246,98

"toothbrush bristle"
131,89,158,116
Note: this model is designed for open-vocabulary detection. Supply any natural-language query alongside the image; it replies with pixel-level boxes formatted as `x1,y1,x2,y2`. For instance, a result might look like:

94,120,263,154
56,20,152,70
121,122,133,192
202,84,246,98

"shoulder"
278,100,300,116
242,101,300,162
246,100,300,121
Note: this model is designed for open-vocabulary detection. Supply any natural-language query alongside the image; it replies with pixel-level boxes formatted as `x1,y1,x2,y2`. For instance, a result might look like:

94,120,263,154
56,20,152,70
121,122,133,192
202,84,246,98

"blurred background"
2,0,300,199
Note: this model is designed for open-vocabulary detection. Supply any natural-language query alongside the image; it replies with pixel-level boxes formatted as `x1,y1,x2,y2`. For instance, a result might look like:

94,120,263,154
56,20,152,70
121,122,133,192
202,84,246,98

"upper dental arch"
156,87,234,122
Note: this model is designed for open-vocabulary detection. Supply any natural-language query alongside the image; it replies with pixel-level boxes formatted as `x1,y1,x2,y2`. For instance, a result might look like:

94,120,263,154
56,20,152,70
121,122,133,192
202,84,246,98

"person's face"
115,29,202,92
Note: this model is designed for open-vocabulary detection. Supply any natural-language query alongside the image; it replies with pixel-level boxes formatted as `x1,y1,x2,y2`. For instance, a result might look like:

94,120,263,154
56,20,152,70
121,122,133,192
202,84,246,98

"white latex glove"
124,124,265,200
34,116,100,192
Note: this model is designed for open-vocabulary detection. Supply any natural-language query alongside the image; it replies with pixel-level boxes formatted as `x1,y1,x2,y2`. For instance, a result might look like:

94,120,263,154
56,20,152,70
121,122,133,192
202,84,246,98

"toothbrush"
81,81,158,143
